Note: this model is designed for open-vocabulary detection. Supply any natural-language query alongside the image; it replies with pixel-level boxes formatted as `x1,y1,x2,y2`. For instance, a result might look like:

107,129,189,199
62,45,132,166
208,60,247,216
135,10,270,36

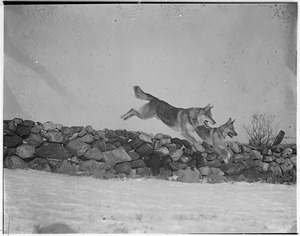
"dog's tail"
134,86,156,101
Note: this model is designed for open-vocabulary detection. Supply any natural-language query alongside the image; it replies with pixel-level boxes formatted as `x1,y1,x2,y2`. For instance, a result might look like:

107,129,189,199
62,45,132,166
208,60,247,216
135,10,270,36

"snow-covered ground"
3,169,297,234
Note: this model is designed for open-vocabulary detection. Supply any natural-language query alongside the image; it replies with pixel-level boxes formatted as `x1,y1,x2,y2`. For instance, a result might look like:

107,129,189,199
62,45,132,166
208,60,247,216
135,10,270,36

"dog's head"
220,118,237,138
197,104,216,127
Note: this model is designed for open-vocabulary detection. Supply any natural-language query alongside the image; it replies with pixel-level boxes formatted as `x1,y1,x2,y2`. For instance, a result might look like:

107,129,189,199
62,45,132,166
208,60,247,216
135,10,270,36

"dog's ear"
204,104,211,111
231,119,236,124
226,118,232,124
209,106,213,111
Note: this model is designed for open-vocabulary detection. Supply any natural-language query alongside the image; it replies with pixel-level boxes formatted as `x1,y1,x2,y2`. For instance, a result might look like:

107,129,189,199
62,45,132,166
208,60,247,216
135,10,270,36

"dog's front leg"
181,131,205,152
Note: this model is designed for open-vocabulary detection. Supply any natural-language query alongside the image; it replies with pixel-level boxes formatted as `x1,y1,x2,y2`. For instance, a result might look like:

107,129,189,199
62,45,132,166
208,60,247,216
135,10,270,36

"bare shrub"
243,112,280,149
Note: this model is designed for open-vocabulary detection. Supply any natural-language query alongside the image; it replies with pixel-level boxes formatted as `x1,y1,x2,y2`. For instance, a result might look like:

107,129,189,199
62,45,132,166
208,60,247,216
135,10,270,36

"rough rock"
115,129,128,138
31,124,43,134
4,123,15,135
144,155,161,175
170,149,183,161
227,141,240,154
114,162,132,175
129,138,144,149
101,147,132,166
78,134,94,143
135,143,153,157
55,160,78,175
207,175,228,183
261,162,269,172
13,118,23,125
281,159,293,173
43,121,57,131
183,148,193,155
263,155,274,162
16,144,35,159
199,166,211,176
164,143,177,152
47,131,64,143
16,125,31,137
78,128,87,138
127,151,140,160
249,150,263,160
268,162,282,176
36,143,72,161
4,135,23,148
8,121,17,132
84,148,103,161
65,139,91,157
55,123,63,130
127,131,139,140
85,125,94,134
130,159,146,169
22,120,35,128
92,140,107,152
206,159,222,168
60,127,74,136
171,138,183,149
169,162,187,171
210,167,225,176
232,154,244,163
290,154,296,166
282,148,293,158
219,161,236,174
135,167,152,177
154,133,164,140
175,167,200,183
153,146,169,158
25,133,44,147
28,158,52,172
94,130,105,139
206,153,218,161
159,137,172,146
79,160,110,177
4,155,28,169
205,146,215,154
105,129,117,139
241,145,251,153
139,133,153,143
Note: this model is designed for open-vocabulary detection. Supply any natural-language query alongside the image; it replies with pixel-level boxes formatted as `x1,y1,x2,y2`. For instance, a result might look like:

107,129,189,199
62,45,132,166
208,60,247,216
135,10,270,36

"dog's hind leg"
121,103,156,120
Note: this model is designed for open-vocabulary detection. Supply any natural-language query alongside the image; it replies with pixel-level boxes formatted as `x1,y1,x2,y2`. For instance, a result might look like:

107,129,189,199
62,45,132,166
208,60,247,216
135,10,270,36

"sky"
3,3,297,144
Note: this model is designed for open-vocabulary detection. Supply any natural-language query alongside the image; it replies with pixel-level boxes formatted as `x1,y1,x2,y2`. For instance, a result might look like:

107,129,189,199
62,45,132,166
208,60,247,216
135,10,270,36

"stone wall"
3,118,296,184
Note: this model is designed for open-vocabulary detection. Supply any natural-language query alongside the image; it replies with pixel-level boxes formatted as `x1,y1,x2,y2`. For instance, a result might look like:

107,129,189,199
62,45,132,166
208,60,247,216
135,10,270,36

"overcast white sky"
3,3,297,144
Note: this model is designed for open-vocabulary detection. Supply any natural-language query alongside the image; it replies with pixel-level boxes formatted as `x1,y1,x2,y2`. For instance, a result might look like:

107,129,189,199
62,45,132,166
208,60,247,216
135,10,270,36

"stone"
4,135,23,148
201,152,208,158
206,159,222,168
7,148,16,156
28,158,52,172
241,145,251,153
79,160,110,177
129,138,144,149
47,131,64,143
157,168,172,180
55,160,78,175
127,151,140,160
31,124,43,134
241,157,255,169
175,167,200,183
159,137,172,146
130,159,146,169
241,153,251,159
4,123,15,135
171,138,183,149
168,162,187,171
101,147,132,166
281,159,293,172
219,161,236,174
15,125,31,136
144,155,161,175
71,126,83,133
69,133,78,141
227,141,240,154
115,129,128,138
182,140,193,149
85,125,94,133
43,121,57,131
4,155,27,169
127,131,139,140
136,167,152,177
199,166,211,176
70,156,80,164
263,155,274,162
105,129,117,139
207,175,228,183
153,146,169,158
13,118,23,125
16,144,35,159
205,146,215,154
114,162,132,175
183,148,193,155
92,140,107,152
60,127,74,136
135,143,153,157
36,143,72,161
25,133,44,147
164,143,177,152
95,130,106,139
261,147,268,155
154,133,164,140
84,148,103,161
121,144,132,152
273,152,281,158
249,150,263,160
269,162,282,176
275,157,284,164
55,123,63,130
206,153,218,161
237,174,246,182
170,149,183,161
139,133,152,143
105,143,116,151
78,134,94,143
78,128,87,137
65,139,91,157
290,154,296,166
282,148,293,158
261,162,269,172
210,167,225,176
161,156,172,168
232,154,244,163
8,121,17,132
179,155,193,163
22,120,35,128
